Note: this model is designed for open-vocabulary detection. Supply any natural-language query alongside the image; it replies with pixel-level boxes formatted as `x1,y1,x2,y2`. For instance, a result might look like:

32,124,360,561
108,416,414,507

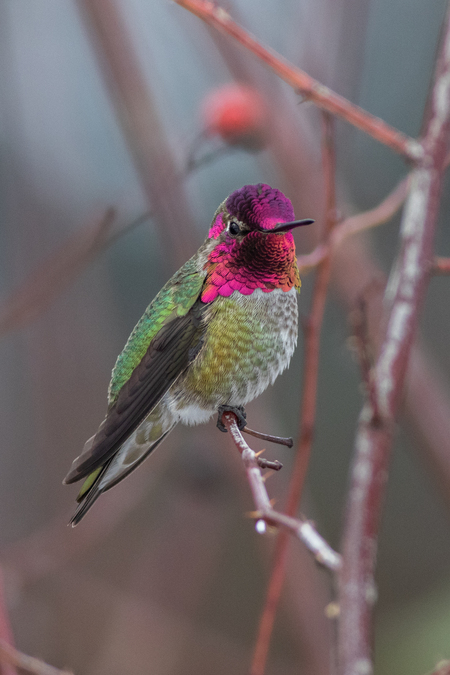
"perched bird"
64,184,313,524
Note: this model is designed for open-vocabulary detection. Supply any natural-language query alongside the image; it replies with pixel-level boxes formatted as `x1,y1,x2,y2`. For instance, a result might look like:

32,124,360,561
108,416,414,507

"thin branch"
242,426,293,448
173,0,422,160
338,5,450,674
297,174,410,274
250,113,338,675
0,642,72,675
221,412,341,572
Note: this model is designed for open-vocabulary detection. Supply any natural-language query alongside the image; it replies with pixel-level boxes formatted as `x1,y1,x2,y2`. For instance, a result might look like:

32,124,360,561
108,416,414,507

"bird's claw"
217,405,247,432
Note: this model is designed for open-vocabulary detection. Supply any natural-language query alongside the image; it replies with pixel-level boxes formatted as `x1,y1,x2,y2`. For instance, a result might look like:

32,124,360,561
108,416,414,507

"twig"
338,5,450,674
0,642,72,675
173,0,422,161
297,174,410,274
250,112,338,675
221,412,341,571
242,426,293,448
256,458,283,471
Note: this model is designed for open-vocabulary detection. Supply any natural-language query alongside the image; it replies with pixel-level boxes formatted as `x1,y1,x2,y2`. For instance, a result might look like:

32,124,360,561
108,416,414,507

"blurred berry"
201,83,268,150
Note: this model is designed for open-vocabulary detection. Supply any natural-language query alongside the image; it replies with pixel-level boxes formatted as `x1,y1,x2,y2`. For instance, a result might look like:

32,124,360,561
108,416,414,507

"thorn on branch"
221,411,341,572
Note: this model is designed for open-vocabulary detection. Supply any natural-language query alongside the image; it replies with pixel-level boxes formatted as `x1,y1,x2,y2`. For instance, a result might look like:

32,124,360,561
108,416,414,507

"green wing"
108,255,205,404
64,255,207,485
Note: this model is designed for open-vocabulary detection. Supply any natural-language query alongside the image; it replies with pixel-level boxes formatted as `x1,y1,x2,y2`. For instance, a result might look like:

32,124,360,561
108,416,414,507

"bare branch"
297,174,410,274
338,5,450,674
173,0,422,160
221,412,341,571
242,426,293,448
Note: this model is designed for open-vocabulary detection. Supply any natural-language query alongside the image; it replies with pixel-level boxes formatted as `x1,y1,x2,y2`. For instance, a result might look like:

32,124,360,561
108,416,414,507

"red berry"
201,84,268,150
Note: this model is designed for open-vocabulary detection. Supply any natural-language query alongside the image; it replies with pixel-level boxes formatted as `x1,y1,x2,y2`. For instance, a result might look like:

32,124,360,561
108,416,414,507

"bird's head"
201,183,313,302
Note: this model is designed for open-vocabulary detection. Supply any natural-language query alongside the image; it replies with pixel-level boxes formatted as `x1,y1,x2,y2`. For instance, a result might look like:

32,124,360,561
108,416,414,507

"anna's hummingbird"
64,183,313,524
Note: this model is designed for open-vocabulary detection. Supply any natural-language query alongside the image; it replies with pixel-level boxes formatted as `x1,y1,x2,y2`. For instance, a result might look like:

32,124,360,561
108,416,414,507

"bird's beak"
266,219,314,234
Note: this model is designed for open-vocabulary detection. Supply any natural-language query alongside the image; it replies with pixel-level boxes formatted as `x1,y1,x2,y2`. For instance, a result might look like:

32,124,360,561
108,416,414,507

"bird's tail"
69,407,175,526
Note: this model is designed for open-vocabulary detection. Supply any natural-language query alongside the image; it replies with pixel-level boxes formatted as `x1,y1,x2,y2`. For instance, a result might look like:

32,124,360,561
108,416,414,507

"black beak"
265,219,314,234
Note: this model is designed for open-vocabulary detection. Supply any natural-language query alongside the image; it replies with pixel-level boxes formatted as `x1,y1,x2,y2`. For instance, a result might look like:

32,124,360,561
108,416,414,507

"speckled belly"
166,287,298,423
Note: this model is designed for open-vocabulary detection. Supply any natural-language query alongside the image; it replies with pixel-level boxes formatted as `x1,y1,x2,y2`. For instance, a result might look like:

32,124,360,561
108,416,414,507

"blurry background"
0,0,449,673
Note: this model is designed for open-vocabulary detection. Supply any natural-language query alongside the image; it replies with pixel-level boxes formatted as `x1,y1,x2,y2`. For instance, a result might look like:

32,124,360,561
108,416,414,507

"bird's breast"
168,287,298,420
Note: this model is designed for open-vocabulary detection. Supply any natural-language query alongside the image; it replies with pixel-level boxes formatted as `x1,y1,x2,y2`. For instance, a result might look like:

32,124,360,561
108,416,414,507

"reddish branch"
174,0,422,161
250,113,338,675
338,5,450,674
297,174,410,274
221,412,341,571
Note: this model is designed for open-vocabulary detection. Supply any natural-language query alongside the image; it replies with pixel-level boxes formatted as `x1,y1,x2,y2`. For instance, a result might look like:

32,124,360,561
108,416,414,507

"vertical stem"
338,5,450,674
250,113,337,675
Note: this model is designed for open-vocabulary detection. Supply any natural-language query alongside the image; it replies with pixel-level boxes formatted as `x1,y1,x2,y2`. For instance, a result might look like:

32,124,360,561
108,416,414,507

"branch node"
257,458,283,471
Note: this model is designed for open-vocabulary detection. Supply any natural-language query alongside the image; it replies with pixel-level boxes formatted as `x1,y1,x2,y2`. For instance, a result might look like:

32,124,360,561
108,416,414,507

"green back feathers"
108,256,206,405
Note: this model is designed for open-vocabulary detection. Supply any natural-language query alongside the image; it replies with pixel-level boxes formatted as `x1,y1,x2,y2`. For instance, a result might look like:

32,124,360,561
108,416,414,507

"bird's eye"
229,222,241,236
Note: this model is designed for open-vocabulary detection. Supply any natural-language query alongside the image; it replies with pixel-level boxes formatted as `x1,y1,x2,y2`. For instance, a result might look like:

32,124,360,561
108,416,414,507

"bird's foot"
217,405,247,432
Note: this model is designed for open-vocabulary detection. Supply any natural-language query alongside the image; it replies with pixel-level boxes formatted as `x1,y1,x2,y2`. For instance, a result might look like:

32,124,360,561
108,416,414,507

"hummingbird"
64,183,313,524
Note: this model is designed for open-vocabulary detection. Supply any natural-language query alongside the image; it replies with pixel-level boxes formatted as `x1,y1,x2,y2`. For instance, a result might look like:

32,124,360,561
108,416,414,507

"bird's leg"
217,405,247,432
